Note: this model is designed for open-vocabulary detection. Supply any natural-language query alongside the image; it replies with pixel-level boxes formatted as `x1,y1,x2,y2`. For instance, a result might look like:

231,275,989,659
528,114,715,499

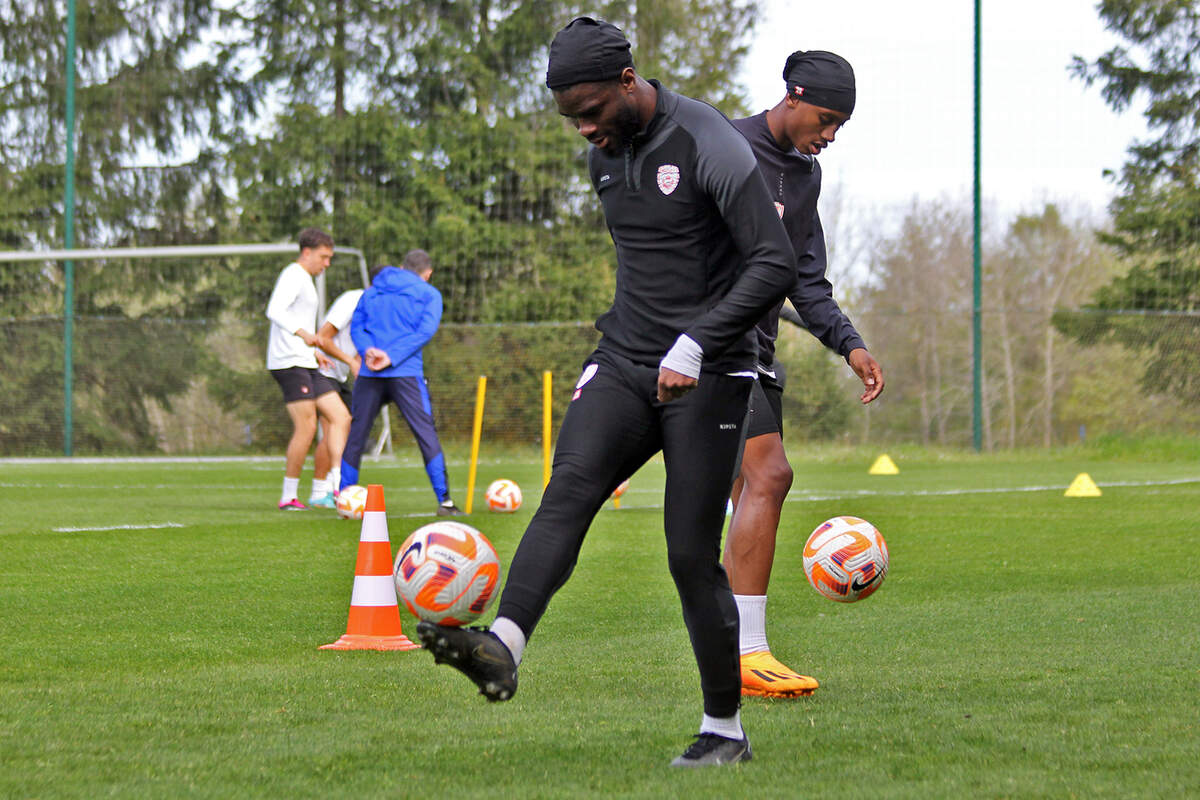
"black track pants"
497,349,751,717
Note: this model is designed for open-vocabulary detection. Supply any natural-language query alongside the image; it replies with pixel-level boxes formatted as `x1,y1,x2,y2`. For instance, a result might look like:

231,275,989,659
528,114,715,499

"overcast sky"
737,0,1148,222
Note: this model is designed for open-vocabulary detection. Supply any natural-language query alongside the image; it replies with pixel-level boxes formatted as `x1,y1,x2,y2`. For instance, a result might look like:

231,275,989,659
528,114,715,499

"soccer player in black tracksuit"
723,51,885,700
418,17,795,767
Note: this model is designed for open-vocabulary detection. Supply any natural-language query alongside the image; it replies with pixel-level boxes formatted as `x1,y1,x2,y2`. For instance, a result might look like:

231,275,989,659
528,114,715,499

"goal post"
0,242,395,456
0,242,371,310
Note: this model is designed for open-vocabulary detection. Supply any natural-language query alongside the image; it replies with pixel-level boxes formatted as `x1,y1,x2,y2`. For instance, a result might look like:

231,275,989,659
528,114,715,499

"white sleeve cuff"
659,334,703,380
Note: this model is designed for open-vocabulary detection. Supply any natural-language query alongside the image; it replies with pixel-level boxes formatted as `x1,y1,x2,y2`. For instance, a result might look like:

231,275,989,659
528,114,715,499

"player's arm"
786,211,883,403
787,211,865,359
354,295,391,373
381,292,443,367
683,145,795,359
349,290,375,363
316,322,360,376
778,301,805,328
660,119,795,399
265,269,319,346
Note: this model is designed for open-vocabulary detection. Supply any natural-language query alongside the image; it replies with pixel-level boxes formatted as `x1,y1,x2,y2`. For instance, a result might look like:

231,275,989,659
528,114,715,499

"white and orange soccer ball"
485,479,522,513
335,485,369,520
802,515,889,602
393,521,500,626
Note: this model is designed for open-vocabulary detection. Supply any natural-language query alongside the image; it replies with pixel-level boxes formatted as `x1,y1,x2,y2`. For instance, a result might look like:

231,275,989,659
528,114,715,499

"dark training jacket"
586,81,796,375
732,111,865,374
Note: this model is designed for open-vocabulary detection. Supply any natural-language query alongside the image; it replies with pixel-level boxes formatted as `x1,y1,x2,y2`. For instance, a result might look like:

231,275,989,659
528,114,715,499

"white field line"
0,482,451,491
51,522,186,533
242,459,530,471
1,456,281,465
8,478,1198,523
784,475,1200,502
0,455,543,467
605,476,1200,510
4,476,1199,496
341,475,1200,516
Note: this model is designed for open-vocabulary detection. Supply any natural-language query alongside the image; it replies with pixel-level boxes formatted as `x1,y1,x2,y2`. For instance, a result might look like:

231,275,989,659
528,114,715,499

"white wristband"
660,334,703,380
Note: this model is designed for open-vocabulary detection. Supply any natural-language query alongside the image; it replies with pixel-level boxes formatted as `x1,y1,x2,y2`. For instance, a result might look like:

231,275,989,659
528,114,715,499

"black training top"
732,111,865,373
586,82,796,375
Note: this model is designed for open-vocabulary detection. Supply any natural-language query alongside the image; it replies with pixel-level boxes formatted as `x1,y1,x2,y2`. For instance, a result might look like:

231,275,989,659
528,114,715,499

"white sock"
734,594,769,655
281,476,300,503
489,616,526,665
328,467,341,492
700,711,744,740
309,478,330,499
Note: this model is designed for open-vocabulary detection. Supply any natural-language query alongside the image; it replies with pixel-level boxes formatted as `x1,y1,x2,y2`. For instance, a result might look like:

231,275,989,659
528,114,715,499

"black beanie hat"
546,17,634,90
783,50,856,115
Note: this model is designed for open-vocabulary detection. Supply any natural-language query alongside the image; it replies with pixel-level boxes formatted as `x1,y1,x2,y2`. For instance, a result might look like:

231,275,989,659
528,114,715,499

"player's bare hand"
848,348,884,404
350,355,361,378
315,351,334,371
365,347,392,371
657,367,697,403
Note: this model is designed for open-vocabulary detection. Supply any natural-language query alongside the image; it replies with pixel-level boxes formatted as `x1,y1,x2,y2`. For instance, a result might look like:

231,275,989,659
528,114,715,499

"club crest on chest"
656,164,681,195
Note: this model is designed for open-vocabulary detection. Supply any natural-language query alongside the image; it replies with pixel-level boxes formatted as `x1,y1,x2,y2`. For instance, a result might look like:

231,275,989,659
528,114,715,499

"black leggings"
497,348,751,717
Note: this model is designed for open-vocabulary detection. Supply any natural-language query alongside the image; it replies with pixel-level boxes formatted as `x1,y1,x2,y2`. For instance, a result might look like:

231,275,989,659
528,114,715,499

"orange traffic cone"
320,484,420,651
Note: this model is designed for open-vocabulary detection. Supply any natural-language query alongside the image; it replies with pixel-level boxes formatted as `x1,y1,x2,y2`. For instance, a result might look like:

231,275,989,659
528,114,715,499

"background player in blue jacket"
338,249,462,516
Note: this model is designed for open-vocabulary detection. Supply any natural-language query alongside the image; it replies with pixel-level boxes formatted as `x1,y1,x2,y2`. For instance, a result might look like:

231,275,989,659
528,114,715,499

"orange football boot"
740,650,819,698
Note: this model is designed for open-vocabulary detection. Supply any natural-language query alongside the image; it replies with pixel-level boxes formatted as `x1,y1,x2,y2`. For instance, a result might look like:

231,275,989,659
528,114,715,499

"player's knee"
294,416,317,438
544,458,610,504
666,551,719,589
543,475,606,512
744,457,792,504
764,460,794,502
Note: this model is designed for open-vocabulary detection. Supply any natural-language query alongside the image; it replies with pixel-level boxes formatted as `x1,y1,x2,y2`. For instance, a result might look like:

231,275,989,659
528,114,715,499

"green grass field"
2,443,1198,798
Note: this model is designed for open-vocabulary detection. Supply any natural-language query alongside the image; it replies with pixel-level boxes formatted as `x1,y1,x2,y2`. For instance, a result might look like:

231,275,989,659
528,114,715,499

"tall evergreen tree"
620,0,757,113
219,0,761,322
0,0,254,453
0,0,250,255
1066,0,1200,400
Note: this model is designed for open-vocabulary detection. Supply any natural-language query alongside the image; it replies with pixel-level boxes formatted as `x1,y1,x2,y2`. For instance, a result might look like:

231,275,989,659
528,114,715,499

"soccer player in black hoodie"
418,17,796,767
725,51,884,699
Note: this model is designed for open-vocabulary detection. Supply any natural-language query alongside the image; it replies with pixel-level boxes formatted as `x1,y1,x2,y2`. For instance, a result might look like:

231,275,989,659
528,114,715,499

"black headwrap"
783,50,856,115
545,17,634,90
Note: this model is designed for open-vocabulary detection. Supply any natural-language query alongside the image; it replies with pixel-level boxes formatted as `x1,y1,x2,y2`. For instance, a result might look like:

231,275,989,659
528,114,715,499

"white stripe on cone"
349,574,399,607
359,510,389,542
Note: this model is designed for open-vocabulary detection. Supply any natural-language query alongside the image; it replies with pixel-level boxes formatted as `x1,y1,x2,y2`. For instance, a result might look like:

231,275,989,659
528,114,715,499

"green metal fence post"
972,0,983,452
63,0,77,456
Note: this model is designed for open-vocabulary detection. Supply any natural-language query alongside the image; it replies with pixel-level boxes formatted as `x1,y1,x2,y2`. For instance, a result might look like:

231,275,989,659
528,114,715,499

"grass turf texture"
2,445,1198,798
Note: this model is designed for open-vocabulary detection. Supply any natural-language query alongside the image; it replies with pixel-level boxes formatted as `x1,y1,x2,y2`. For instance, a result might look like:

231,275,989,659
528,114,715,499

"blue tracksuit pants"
339,375,450,503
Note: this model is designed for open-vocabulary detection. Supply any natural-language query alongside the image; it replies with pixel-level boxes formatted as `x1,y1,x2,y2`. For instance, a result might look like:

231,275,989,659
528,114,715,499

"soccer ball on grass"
485,479,522,512
335,485,369,520
802,515,889,602
394,521,500,626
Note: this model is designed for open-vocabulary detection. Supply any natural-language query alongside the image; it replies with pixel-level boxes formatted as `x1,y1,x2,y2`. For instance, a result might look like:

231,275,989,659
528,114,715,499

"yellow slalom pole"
542,370,552,489
465,375,487,514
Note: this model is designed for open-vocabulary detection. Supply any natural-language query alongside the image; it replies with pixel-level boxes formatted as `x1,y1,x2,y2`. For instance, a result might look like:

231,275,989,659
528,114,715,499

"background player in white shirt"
264,228,352,510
